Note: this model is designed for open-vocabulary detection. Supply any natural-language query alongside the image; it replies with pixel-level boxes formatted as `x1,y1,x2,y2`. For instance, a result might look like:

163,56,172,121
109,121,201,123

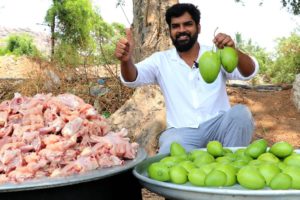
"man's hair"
165,3,201,27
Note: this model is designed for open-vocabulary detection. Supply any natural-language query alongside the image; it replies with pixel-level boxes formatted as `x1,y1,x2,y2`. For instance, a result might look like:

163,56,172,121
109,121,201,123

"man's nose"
178,24,187,32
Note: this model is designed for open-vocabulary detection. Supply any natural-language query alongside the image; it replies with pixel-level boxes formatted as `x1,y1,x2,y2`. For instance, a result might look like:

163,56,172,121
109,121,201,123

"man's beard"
171,31,198,52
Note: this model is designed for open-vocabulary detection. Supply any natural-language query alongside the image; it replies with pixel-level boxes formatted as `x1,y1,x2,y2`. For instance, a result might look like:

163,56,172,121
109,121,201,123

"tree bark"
132,0,177,62
109,0,178,156
50,16,55,61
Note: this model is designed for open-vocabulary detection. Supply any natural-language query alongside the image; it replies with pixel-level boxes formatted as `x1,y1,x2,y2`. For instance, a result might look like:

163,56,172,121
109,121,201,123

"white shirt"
121,45,259,129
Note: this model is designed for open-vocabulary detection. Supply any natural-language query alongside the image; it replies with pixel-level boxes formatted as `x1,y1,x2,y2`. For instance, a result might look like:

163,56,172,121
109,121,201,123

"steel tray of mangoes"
133,140,300,200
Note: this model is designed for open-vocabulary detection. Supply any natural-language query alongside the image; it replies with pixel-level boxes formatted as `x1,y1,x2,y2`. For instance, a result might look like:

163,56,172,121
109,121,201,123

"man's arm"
120,60,138,82
236,50,255,77
115,29,138,82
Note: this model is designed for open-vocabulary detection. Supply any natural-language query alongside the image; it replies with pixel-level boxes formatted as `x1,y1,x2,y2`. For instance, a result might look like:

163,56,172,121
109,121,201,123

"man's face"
169,12,200,52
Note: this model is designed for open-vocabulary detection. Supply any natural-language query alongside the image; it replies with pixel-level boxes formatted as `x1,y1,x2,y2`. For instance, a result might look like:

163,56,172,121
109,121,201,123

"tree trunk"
109,0,178,156
132,0,177,62
50,16,55,61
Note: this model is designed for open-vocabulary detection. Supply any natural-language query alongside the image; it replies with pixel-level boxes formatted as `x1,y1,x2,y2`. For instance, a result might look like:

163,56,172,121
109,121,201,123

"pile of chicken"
0,93,139,184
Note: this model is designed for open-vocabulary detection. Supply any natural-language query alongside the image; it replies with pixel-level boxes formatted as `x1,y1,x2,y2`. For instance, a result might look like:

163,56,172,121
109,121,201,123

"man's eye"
184,22,193,26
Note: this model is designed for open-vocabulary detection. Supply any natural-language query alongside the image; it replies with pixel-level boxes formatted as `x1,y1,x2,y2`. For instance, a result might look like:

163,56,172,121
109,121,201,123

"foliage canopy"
45,0,125,68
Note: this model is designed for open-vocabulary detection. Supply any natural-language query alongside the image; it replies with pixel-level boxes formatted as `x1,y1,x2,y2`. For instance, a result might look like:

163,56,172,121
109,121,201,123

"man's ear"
198,23,201,34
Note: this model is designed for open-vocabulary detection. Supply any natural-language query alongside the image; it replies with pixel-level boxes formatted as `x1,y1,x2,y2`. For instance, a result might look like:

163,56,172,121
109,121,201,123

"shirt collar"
169,45,202,61
170,48,180,61
169,45,202,67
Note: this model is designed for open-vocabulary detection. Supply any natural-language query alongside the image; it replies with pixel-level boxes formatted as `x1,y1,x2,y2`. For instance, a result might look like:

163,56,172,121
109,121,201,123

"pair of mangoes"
198,47,238,83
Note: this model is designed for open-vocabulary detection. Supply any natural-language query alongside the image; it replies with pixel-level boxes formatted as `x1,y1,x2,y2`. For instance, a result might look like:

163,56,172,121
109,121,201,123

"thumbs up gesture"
115,28,134,62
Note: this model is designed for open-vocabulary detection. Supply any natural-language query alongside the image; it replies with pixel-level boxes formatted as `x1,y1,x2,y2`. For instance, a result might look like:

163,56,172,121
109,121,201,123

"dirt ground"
228,86,300,147
1,56,300,200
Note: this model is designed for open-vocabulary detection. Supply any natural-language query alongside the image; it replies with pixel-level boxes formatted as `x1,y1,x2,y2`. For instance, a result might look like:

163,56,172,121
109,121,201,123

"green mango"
269,141,294,159
170,142,187,157
237,166,266,189
257,152,280,164
198,51,221,83
218,47,238,73
284,154,300,168
245,139,268,159
282,166,300,189
147,162,170,182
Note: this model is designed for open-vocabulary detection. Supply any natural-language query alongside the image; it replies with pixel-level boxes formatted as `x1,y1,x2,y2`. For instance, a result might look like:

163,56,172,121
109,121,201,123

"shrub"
5,34,40,56
266,32,300,84
53,42,82,68
0,47,6,56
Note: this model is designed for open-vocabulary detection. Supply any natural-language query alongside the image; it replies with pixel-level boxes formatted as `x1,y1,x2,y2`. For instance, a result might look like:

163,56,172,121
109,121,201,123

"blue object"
97,79,106,85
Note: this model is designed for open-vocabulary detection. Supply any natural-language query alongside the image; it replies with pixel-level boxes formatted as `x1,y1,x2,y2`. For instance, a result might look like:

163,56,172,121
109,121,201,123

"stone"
108,85,166,156
89,85,109,97
43,69,61,91
292,74,300,111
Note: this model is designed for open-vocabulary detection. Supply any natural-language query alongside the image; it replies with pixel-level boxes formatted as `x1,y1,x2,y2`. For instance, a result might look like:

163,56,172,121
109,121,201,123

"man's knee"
230,104,253,123
158,129,187,155
158,133,183,155
223,104,254,146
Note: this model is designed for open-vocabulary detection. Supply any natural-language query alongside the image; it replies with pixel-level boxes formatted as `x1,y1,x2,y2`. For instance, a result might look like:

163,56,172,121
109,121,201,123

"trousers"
158,104,254,154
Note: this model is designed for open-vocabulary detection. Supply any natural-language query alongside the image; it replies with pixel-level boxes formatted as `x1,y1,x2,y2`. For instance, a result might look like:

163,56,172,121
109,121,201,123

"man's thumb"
125,28,133,43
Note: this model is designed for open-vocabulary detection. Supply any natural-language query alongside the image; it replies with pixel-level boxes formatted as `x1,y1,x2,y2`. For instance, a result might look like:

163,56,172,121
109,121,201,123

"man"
115,3,259,154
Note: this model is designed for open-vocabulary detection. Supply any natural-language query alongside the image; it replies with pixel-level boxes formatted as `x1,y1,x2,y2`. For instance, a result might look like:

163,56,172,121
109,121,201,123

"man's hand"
115,28,133,62
213,33,235,49
114,28,137,82
213,33,255,77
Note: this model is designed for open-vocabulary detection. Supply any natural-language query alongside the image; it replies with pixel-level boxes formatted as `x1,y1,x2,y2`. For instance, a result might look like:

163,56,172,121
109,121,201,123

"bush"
0,47,6,56
4,34,40,56
53,42,82,68
266,32,300,84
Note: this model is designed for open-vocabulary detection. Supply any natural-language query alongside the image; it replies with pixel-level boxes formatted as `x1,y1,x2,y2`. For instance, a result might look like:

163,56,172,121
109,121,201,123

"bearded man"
115,3,259,154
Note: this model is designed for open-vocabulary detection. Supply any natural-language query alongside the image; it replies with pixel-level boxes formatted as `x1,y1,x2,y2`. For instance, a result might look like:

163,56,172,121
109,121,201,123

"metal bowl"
133,148,300,200
0,147,147,193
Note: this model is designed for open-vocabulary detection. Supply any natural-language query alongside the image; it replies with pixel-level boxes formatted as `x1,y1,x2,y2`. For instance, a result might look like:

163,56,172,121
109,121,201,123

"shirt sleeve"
120,53,159,88
223,56,259,80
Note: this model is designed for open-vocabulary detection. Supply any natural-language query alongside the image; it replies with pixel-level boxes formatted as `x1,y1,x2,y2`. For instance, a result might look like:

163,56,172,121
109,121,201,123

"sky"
0,0,299,51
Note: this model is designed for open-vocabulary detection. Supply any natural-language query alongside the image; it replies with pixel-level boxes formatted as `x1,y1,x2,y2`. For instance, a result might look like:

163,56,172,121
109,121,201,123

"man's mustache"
176,32,191,40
